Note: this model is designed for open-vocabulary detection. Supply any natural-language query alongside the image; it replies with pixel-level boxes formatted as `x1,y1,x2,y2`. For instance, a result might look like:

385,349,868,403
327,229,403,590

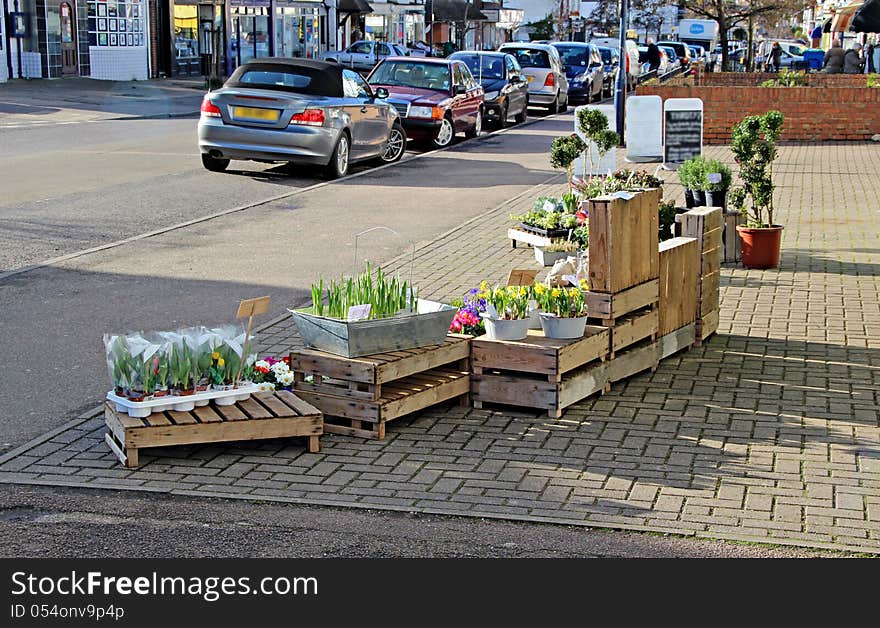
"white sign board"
663,98,703,169
574,104,617,177
625,95,663,162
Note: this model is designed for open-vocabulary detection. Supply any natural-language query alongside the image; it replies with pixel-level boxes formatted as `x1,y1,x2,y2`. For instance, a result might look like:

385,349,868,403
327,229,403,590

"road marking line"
0,109,571,283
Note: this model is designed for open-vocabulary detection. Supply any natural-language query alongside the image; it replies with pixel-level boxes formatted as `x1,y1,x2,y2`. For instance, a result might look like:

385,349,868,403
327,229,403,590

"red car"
367,57,484,148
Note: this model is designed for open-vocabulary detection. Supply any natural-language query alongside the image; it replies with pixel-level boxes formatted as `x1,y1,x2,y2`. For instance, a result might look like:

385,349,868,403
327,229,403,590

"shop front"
364,0,423,47
228,0,326,71
161,0,225,77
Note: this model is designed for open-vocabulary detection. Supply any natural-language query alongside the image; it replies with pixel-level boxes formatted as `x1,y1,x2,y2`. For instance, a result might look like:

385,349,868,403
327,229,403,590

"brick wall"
638,84,880,143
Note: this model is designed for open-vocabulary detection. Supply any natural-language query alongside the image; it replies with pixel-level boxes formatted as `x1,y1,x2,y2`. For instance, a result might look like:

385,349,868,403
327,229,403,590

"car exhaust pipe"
210,150,223,159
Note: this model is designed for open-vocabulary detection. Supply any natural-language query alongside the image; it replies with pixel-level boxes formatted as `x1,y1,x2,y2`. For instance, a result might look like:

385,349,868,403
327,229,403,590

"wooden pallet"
658,237,699,336
471,326,610,418
104,391,323,468
290,335,471,439
583,278,659,325
605,337,660,384
607,307,658,358
696,310,719,343
294,367,469,439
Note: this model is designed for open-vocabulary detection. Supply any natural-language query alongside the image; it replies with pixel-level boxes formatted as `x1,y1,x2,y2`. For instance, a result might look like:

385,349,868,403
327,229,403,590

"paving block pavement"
1,145,879,554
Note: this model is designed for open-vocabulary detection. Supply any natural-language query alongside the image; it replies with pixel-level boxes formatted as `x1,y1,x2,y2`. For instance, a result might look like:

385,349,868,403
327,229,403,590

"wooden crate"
586,188,661,293
104,391,323,468
723,210,744,263
607,308,658,358
676,207,722,345
605,338,660,384
471,327,610,418
583,278,659,325
658,237,699,336
290,335,471,439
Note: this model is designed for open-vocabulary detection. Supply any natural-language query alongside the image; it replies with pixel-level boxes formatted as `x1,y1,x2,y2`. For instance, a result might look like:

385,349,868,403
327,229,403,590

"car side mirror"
375,87,389,99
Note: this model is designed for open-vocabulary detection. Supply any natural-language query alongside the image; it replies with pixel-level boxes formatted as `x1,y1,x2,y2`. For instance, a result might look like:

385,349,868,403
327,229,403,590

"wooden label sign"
663,98,703,167
507,269,538,286
625,95,663,162
236,296,270,319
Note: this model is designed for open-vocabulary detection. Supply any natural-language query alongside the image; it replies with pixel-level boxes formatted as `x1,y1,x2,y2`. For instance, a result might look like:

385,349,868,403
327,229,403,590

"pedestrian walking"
770,42,783,72
755,42,766,72
646,39,661,73
823,40,845,73
844,42,864,74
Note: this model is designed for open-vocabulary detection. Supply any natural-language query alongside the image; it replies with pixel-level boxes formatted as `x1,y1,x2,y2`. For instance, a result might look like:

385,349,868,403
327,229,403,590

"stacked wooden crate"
657,237,700,358
722,210,744,263
471,327,610,419
585,188,662,384
289,335,470,440
676,207,722,345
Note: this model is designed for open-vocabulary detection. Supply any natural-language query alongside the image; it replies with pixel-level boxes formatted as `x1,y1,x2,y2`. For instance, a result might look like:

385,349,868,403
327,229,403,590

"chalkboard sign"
664,108,702,165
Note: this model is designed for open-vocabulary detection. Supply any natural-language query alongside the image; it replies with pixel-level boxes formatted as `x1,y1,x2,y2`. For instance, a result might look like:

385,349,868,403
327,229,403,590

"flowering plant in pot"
252,356,294,392
729,110,785,269
534,284,589,339
449,284,487,336
481,285,532,341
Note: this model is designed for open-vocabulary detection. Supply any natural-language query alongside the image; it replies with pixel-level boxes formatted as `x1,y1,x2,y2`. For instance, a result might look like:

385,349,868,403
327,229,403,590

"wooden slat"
167,410,197,425
213,404,248,421
697,309,720,341
374,335,469,383
583,279,659,320
275,390,322,417
127,415,322,448
382,372,469,421
556,327,610,373
659,322,696,359
104,403,145,429
193,405,223,423
507,227,552,248
606,341,660,383
290,350,377,384
144,412,172,427
610,308,659,353
557,362,607,409
253,392,298,418
473,372,557,409
236,398,273,419
323,421,382,439
723,211,743,262
293,390,380,421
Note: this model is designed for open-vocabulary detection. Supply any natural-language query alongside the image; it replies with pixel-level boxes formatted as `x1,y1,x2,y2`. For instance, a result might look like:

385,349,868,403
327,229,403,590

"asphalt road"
0,111,571,450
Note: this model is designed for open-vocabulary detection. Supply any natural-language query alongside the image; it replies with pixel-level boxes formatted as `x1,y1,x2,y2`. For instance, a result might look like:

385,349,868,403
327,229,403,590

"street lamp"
614,0,629,138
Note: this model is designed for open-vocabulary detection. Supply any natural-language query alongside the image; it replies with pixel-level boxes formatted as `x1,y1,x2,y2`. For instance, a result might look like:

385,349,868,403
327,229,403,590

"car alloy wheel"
325,133,350,179
466,109,482,138
380,124,406,163
433,117,454,147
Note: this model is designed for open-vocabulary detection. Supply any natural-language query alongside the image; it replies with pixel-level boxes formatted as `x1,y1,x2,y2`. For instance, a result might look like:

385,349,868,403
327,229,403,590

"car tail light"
289,109,325,127
626,52,630,74
544,73,555,87
200,97,221,118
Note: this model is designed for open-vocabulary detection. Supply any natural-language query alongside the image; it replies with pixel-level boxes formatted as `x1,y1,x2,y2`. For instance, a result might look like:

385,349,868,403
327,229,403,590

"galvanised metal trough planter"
288,299,457,358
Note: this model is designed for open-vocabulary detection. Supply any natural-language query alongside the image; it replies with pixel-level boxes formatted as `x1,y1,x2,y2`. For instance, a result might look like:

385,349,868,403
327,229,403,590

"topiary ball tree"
551,133,587,195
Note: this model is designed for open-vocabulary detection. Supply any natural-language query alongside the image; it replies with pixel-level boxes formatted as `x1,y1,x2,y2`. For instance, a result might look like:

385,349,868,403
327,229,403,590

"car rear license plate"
232,106,280,122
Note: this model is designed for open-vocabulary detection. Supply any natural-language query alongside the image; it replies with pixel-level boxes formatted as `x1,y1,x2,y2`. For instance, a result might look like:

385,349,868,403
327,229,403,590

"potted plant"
703,158,733,209
730,110,785,269
551,133,587,196
534,284,589,339
678,155,707,208
535,239,579,266
481,285,532,341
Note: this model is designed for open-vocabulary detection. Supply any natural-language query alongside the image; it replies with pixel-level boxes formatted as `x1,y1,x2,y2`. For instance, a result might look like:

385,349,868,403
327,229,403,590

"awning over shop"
426,0,488,23
830,2,864,32
852,0,880,32
338,0,373,14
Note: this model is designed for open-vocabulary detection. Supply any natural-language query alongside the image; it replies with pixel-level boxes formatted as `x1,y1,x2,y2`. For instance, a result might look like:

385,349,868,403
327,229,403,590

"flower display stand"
103,391,323,468
675,207,722,345
657,236,700,359
471,327,610,419
289,335,471,440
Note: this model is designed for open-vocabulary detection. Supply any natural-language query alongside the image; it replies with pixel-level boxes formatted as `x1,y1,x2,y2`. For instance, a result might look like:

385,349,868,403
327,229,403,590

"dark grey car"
198,58,406,178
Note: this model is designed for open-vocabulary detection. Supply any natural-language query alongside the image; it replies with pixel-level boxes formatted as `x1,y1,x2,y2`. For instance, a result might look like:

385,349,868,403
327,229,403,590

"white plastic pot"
539,313,588,339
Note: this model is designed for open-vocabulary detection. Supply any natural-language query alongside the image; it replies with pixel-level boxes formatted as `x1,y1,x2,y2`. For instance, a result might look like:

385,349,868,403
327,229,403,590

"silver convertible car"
198,58,406,178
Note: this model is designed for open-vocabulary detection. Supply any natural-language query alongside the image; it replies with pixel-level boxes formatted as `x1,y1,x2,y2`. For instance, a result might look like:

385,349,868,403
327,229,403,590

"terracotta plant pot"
737,225,784,269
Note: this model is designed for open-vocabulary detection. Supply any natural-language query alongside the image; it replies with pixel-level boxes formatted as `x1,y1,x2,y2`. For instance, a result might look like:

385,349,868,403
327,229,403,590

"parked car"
659,45,681,71
656,40,692,68
498,42,569,113
551,42,603,104
688,44,707,64
448,51,529,127
367,57,484,148
198,59,406,178
595,46,620,96
322,40,408,71
588,37,641,90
